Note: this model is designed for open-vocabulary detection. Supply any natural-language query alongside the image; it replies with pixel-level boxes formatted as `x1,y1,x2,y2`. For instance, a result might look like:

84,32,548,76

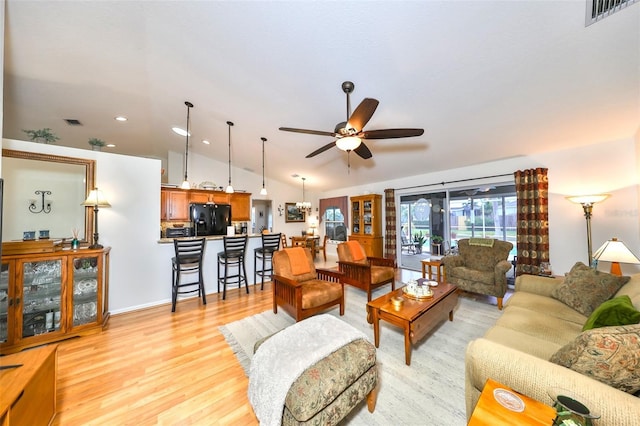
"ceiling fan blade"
306,141,337,158
279,127,336,137
354,142,373,159
347,98,379,132
360,128,424,139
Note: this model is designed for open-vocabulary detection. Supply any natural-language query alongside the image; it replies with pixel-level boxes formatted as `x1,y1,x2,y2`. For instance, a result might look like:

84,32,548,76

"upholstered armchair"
272,247,344,322
442,238,513,309
337,241,396,301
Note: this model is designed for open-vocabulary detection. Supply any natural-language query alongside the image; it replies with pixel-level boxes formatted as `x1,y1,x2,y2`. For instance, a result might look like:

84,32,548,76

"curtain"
514,168,549,276
318,196,348,224
384,188,397,260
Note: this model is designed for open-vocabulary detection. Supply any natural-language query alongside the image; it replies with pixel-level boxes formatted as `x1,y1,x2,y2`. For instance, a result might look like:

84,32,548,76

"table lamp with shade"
592,237,640,276
82,188,111,249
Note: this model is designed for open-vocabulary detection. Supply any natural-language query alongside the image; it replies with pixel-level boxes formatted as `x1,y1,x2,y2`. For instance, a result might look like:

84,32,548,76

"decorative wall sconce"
277,204,284,216
29,190,52,214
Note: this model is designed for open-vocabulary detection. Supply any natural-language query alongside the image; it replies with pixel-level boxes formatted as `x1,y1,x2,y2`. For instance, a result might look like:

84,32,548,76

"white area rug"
219,286,501,425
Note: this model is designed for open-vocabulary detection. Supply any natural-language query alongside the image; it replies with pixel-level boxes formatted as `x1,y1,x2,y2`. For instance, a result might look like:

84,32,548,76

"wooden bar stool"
217,235,249,300
254,233,281,290
171,238,207,312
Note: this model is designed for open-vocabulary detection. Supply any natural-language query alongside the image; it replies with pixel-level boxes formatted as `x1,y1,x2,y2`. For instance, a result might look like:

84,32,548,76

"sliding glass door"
398,185,516,270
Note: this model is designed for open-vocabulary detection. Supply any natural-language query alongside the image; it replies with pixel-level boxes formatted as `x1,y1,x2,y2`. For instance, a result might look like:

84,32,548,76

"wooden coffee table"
366,279,458,365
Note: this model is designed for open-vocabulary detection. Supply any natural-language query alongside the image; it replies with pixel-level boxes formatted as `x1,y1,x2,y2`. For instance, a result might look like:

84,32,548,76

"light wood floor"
50,263,501,425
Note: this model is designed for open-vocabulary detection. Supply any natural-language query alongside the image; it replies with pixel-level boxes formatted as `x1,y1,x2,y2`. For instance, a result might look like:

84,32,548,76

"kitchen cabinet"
0,344,57,426
349,194,383,257
161,189,189,221
161,188,251,223
230,192,251,221
0,247,110,354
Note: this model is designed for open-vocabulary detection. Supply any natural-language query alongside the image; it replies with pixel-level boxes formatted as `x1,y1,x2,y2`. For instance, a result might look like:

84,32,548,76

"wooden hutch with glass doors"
349,194,383,257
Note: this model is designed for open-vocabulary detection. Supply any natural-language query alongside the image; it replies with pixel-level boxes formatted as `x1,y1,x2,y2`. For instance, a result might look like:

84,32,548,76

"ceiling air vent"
586,0,637,25
64,119,83,126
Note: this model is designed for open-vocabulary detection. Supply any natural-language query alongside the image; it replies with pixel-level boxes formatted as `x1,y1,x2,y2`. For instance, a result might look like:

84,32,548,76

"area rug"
219,286,501,425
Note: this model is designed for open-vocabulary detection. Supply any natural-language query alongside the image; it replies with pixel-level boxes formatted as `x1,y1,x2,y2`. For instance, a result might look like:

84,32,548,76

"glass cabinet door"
22,259,62,337
0,262,9,344
72,256,99,326
352,201,361,234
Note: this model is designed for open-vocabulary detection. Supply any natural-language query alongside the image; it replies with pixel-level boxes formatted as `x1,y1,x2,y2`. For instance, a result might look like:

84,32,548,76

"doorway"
252,199,272,234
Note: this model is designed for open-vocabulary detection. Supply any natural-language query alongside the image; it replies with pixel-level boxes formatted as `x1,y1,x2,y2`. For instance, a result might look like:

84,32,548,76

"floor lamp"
566,194,609,266
82,188,111,249
593,237,640,275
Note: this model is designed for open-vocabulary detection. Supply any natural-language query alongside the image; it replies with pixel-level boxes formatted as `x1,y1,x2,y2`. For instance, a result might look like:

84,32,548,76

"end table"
468,378,556,425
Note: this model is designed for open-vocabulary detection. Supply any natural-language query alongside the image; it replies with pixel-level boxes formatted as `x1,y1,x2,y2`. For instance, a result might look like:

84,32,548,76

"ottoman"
250,315,378,425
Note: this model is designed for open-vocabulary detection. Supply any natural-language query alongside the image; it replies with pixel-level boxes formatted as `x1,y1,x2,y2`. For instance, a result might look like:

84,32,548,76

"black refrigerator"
189,203,232,236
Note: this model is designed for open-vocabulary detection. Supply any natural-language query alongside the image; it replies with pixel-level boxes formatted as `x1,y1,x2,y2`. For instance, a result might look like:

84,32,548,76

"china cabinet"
349,194,383,257
0,247,110,354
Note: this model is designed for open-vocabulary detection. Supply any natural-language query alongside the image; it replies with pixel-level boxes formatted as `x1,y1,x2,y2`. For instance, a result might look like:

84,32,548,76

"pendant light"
225,121,235,194
296,177,311,213
260,137,268,196
180,101,193,189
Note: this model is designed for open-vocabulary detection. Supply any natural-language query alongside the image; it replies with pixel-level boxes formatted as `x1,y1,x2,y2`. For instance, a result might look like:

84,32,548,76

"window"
324,207,347,241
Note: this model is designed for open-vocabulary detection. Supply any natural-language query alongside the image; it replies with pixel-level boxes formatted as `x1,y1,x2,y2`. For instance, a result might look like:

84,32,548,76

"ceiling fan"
279,81,424,160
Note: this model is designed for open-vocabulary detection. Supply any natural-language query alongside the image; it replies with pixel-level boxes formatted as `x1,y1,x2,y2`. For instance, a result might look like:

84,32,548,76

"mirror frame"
2,148,96,244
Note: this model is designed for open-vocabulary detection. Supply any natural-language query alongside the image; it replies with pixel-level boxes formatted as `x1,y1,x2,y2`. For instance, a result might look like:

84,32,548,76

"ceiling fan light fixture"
336,136,361,151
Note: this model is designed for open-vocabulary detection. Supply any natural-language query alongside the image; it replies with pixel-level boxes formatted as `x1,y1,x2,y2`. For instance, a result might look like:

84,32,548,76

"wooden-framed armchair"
272,247,344,322
337,241,396,301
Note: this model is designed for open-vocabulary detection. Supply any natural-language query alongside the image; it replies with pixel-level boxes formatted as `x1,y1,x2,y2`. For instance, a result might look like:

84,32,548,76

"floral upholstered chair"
442,238,513,309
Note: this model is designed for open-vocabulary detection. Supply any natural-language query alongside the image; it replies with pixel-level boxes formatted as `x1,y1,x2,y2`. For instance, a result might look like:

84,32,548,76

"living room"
1,1,640,425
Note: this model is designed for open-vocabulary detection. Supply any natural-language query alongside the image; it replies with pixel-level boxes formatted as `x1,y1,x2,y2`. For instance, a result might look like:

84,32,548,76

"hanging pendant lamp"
225,121,235,194
180,101,193,189
296,177,311,213
260,137,268,196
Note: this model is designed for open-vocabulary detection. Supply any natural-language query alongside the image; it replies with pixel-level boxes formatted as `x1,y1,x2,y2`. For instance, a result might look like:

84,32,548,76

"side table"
468,378,556,425
421,257,445,282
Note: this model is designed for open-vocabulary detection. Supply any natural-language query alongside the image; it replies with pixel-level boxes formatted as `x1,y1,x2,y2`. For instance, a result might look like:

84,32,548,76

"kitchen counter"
157,234,262,244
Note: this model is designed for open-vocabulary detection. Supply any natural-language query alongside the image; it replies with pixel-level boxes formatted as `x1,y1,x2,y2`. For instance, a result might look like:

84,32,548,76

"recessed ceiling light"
114,116,127,122
106,144,116,148
202,139,210,145
172,127,189,137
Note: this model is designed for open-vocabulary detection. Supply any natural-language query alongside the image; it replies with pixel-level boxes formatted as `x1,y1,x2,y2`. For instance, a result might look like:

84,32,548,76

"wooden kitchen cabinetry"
349,194,383,257
160,188,251,222
0,344,57,425
161,189,189,221
0,247,110,354
230,192,251,221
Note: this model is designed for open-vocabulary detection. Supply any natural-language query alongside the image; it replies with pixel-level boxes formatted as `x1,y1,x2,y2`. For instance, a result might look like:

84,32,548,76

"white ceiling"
3,1,639,192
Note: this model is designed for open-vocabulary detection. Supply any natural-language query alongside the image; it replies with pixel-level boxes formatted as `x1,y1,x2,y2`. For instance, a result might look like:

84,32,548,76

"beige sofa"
465,272,640,425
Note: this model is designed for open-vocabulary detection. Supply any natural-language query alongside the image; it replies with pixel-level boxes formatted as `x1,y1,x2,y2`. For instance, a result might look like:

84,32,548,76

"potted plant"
431,235,444,255
22,128,59,144
88,138,107,151
413,231,426,254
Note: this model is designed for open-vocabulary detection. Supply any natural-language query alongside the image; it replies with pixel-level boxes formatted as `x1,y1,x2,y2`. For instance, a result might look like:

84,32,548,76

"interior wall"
320,137,640,276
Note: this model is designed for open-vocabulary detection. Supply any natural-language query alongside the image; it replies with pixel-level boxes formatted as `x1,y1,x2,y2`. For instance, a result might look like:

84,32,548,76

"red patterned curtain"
514,168,549,275
384,188,397,260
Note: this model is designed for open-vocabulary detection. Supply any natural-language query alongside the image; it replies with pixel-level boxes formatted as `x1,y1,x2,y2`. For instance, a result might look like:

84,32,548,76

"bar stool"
171,238,206,312
217,235,249,300
253,233,281,290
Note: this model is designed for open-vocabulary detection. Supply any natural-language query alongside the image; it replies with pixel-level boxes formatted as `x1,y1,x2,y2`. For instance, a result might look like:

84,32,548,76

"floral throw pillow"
551,262,630,316
549,324,640,394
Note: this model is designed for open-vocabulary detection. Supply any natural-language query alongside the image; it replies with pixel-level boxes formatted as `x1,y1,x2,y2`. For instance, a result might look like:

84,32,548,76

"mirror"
1,149,95,243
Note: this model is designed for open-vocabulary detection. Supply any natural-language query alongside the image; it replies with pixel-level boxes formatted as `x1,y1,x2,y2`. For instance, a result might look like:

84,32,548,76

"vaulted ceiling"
3,1,639,191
